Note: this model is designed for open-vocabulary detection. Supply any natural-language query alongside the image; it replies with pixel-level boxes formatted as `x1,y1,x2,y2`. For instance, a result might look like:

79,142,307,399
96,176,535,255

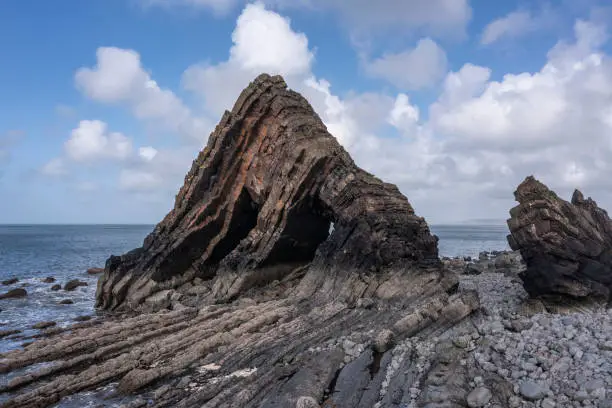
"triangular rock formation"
0,75,482,408
97,74,442,311
507,175,612,302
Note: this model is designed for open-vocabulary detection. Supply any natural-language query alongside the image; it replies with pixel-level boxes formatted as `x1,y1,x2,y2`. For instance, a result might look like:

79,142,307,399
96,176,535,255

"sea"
0,224,510,406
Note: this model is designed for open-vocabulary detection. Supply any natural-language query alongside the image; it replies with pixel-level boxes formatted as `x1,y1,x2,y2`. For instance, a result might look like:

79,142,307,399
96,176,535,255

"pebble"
466,387,492,407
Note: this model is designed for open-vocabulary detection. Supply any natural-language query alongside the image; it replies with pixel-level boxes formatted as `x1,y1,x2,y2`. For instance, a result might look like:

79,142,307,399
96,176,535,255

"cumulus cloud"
46,2,612,223
183,2,314,115
65,120,133,162
138,146,158,162
364,38,448,90
75,47,210,142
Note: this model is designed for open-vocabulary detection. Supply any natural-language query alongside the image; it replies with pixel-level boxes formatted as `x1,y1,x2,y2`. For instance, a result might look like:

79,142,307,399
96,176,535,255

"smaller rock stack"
507,176,612,303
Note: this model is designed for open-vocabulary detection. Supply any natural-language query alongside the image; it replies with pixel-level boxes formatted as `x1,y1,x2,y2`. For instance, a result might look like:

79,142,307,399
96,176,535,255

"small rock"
0,329,21,338
32,321,56,330
573,390,589,401
50,284,61,291
74,315,92,322
466,386,492,407
41,277,55,283
87,267,104,275
64,280,88,291
374,329,394,353
519,380,547,401
541,398,556,408
1,278,19,285
296,396,319,408
59,299,74,305
0,288,27,299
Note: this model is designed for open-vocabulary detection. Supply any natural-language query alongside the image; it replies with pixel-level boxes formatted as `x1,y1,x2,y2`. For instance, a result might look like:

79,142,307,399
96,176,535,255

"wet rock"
50,284,61,291
41,277,55,283
32,321,56,330
74,315,92,322
0,329,21,338
64,279,88,291
1,278,18,285
507,176,612,302
0,288,27,299
59,299,74,305
87,267,104,275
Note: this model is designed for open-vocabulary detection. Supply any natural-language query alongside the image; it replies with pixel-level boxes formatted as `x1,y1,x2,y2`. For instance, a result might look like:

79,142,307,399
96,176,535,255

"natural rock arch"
96,74,442,311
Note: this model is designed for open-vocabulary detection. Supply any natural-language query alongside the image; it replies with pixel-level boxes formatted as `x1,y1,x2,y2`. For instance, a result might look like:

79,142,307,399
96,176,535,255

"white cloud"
480,6,559,45
65,120,133,162
364,38,448,89
183,2,315,116
44,3,612,224
41,158,68,177
139,146,158,162
75,47,210,142
481,11,536,45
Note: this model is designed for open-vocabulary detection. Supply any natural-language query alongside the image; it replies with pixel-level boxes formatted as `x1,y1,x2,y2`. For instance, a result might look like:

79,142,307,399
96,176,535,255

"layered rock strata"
0,74,482,408
96,74,441,312
507,176,612,302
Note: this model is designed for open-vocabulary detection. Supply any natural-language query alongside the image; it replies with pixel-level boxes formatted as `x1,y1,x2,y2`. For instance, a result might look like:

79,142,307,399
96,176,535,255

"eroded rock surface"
96,73,441,312
0,74,482,408
507,176,612,302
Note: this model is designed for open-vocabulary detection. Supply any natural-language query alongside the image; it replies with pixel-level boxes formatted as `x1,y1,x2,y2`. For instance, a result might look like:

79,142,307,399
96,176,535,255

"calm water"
0,223,509,406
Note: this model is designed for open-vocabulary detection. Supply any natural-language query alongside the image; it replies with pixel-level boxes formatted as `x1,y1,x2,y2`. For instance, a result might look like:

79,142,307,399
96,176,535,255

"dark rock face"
0,288,27,300
507,176,612,302
1,278,18,286
64,280,88,291
96,73,441,312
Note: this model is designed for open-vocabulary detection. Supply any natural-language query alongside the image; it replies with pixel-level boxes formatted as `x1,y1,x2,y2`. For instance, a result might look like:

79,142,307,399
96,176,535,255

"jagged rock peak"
507,175,612,302
96,73,443,312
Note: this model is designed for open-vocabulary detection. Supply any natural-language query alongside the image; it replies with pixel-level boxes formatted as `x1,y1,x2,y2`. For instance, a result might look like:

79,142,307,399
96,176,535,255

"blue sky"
1,0,612,224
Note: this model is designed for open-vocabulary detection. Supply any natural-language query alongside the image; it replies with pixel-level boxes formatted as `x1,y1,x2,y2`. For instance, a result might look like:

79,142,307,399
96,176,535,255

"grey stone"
519,380,547,401
466,387,492,407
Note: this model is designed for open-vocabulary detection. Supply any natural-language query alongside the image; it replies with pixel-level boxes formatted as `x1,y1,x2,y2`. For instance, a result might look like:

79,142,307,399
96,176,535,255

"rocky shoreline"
1,251,610,407
1,74,612,408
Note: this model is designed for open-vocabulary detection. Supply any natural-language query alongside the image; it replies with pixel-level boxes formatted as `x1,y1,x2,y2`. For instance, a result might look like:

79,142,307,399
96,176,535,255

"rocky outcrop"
507,176,612,302
0,74,483,408
96,73,441,312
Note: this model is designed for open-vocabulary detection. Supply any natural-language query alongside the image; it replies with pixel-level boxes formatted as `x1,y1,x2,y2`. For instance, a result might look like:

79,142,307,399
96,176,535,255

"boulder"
507,176,612,301
64,280,88,291
41,277,55,283
1,278,18,285
59,299,74,305
50,284,61,291
0,288,27,299
86,267,104,275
